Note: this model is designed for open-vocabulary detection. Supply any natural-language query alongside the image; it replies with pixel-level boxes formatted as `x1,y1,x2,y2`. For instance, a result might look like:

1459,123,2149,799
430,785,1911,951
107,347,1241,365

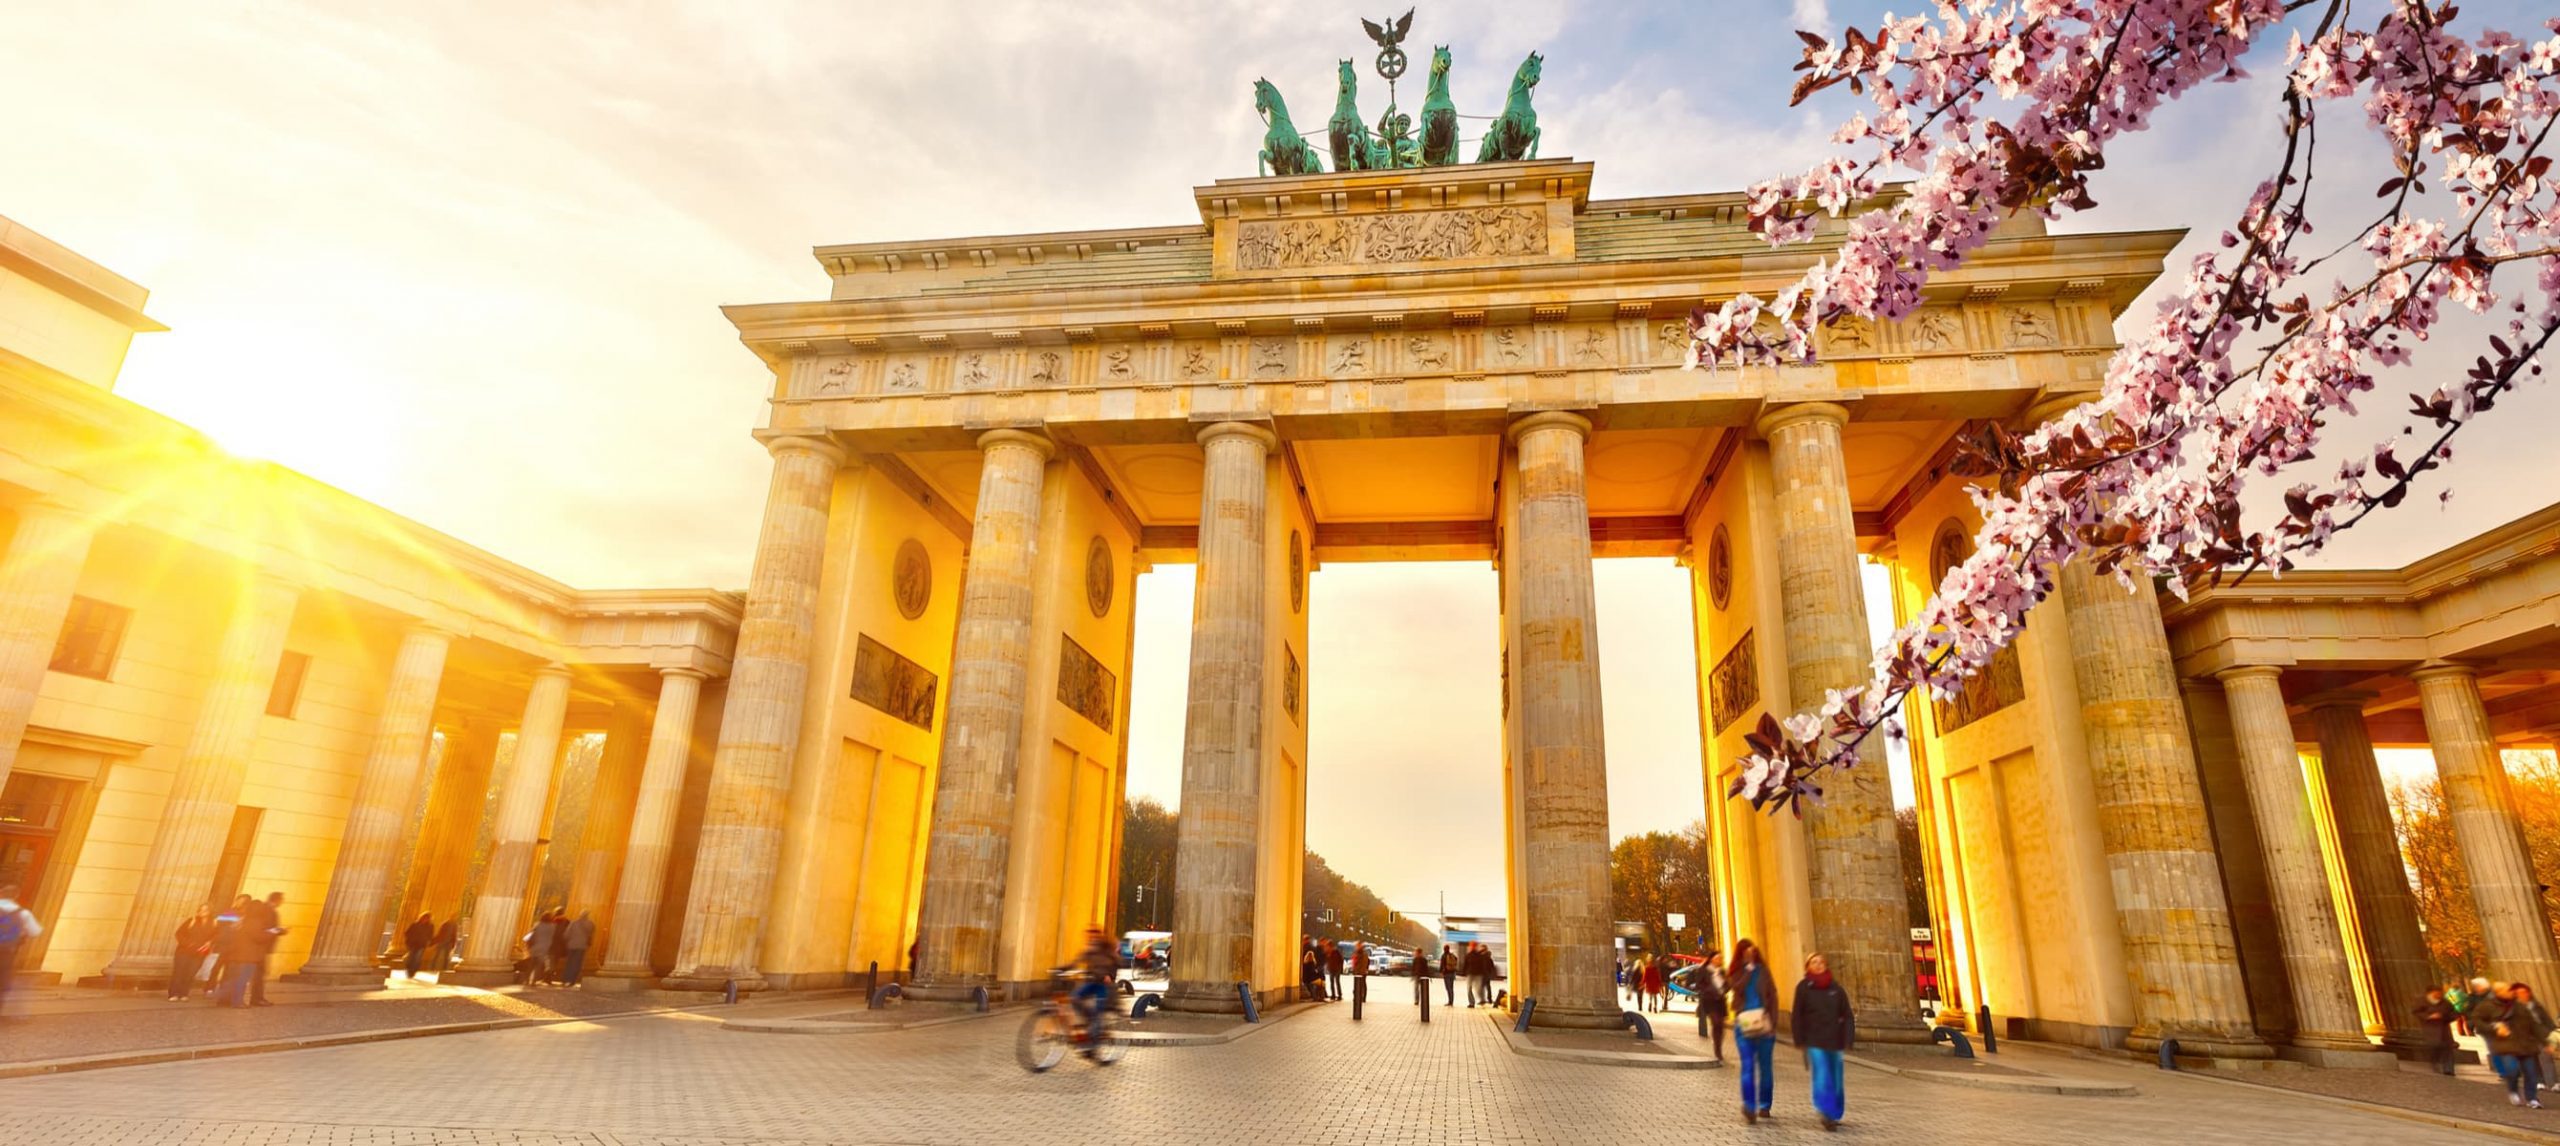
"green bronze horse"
1419,45,1459,166
1475,51,1542,163
1328,59,1377,172
1256,78,1324,176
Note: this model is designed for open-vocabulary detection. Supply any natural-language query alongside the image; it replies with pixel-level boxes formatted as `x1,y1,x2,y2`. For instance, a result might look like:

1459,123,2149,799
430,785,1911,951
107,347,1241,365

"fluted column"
2307,693,2433,1052
1505,412,1620,1029
596,668,706,979
104,575,301,982
1756,402,1926,1042
456,663,574,975
567,701,650,919
2059,562,2268,1057
2180,679,2295,1041
2413,665,2560,990
1163,422,1273,1014
2219,668,2384,1061
410,719,497,926
293,625,454,981
664,430,845,991
0,502,96,790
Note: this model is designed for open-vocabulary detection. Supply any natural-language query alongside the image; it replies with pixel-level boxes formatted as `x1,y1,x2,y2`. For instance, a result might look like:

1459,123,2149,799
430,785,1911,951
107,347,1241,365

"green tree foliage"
1607,822,1716,953
1302,850,1437,952
1115,796,1178,932
2394,749,2560,984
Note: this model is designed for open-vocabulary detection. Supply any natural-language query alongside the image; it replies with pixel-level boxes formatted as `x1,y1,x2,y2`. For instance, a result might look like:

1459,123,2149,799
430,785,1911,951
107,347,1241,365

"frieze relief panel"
1235,205,1548,272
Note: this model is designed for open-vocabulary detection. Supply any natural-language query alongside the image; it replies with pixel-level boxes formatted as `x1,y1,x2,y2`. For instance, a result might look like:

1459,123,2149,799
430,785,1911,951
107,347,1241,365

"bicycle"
1016,967,1127,1073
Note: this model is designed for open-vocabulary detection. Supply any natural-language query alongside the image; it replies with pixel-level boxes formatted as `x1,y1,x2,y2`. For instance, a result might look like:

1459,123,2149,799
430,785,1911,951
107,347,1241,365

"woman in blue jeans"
1793,952,1856,1130
1727,939,1779,1124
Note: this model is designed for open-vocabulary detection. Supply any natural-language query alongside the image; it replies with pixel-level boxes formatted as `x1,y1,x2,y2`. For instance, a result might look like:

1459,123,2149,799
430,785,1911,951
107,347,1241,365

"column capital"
2408,662,2481,686
530,661,574,682
2300,689,2376,713
1194,421,1278,451
402,622,463,644
2214,664,2286,685
976,427,1056,461
1505,410,1593,443
657,665,710,683
755,427,848,467
1753,400,1851,440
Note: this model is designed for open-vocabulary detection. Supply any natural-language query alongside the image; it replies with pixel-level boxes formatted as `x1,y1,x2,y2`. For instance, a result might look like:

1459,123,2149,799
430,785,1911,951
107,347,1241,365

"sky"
6,1,2555,920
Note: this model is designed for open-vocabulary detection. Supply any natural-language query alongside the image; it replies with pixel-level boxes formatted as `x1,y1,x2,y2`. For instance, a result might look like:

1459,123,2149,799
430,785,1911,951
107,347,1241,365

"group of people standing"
2420,977,2560,1107
1443,942,1499,1007
1617,952,1676,1013
508,908,597,987
163,892,289,1007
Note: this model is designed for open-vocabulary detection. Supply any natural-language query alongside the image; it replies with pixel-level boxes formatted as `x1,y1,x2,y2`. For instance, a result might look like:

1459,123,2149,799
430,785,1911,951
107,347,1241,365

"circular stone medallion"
1289,530,1306,614
1085,535,1114,618
892,538,931,620
1707,524,1733,611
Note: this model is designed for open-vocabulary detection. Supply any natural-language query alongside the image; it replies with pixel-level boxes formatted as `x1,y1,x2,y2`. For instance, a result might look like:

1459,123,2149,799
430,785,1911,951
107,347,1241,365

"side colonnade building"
9,150,2560,1061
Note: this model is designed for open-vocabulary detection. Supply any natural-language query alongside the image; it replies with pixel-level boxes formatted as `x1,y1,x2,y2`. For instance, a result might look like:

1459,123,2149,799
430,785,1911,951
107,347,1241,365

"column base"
1525,998,1627,1031
2278,1041,2400,1070
660,971,770,994
96,957,176,987
277,969,393,987
582,968,663,992
1160,980,1247,1014
1852,1012,1938,1045
2129,1028,2275,1061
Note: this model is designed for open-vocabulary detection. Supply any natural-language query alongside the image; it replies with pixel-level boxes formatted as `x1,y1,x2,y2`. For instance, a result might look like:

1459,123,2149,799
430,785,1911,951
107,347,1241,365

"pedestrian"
1472,943,1496,1007
1439,944,1458,1006
546,909,571,984
1729,938,1779,1125
2488,981,2556,1107
1325,940,1346,1000
0,884,43,1017
170,904,219,1000
1642,954,1668,1013
523,912,558,985
430,916,459,978
205,895,248,1003
563,910,596,988
2450,979,2475,1036
1299,939,1325,1001
2415,985,2460,1076
1412,944,1431,1006
220,892,284,1007
402,913,436,979
1793,951,1856,1131
1697,950,1730,1062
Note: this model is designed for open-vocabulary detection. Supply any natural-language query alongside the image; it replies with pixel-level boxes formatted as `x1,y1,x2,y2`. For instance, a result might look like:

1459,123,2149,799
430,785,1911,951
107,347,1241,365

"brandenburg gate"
691,151,2225,1040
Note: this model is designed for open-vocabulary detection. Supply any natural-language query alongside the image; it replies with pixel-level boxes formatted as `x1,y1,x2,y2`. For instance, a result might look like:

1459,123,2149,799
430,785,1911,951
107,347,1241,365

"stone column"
0,502,96,790
907,428,1055,1000
1163,422,1273,1014
2059,562,2269,1058
455,663,574,976
1756,402,1926,1042
411,719,497,926
567,701,650,918
595,668,706,980
2180,679,2295,1041
664,430,845,991
2413,665,2560,989
2219,668,2390,1065
292,625,453,981
2307,693,2434,1054
103,574,300,983
1504,412,1621,1029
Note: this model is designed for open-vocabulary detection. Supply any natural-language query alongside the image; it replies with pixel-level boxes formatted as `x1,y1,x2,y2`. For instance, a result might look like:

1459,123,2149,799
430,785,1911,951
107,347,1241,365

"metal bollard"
970,985,989,1013
2156,1038,2181,1071
723,979,739,1005
1623,1010,1653,1041
1238,981,1260,1022
1931,1025,1975,1058
1978,1005,1998,1054
1419,978,1431,1024
1131,992,1163,1020
866,961,878,1001
1353,975,1366,1021
868,982,903,1009
1514,998,1537,1032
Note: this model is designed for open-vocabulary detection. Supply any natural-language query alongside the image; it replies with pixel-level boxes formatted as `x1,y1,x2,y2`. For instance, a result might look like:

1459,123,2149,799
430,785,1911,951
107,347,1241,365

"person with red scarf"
1792,952,1856,1131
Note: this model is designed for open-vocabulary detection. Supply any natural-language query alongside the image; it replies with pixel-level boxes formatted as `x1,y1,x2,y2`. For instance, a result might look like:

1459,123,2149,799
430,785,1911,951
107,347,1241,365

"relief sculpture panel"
1235,205,1548,271
1058,633,1117,732
851,634,938,730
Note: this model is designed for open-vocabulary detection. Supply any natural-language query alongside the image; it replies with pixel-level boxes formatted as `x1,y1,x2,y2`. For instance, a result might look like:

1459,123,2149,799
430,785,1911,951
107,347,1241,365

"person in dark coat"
1728,939,1780,1124
1439,945,1458,1006
1696,950,1730,1063
2487,982,2557,1107
1792,951,1856,1131
2414,986,2459,1076
219,892,284,1007
524,912,559,985
430,917,459,977
402,913,436,979
1299,938,1325,1001
1324,941,1346,1000
546,909,571,984
562,910,596,988
169,905,218,1001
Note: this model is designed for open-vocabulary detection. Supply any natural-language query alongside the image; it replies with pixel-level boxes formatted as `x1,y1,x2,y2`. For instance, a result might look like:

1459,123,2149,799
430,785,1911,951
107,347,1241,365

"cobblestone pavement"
0,997,2516,1144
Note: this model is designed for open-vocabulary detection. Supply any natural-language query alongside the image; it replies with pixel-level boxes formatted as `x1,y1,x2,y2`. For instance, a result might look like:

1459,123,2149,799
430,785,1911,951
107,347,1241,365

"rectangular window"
49,596,131,680
206,806,264,910
265,651,309,718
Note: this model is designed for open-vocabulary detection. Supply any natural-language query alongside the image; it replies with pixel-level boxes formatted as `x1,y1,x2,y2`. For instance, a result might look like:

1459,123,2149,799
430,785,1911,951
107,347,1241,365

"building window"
49,596,131,680
265,651,309,718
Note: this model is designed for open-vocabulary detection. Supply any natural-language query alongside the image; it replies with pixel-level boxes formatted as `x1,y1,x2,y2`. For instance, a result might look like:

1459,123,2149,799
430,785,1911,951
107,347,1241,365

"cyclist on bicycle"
1071,927,1119,1053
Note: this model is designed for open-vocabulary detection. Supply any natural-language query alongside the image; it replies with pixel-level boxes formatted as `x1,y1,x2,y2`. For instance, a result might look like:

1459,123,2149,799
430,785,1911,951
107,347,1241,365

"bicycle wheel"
1016,1007,1068,1073
1092,1022,1127,1066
